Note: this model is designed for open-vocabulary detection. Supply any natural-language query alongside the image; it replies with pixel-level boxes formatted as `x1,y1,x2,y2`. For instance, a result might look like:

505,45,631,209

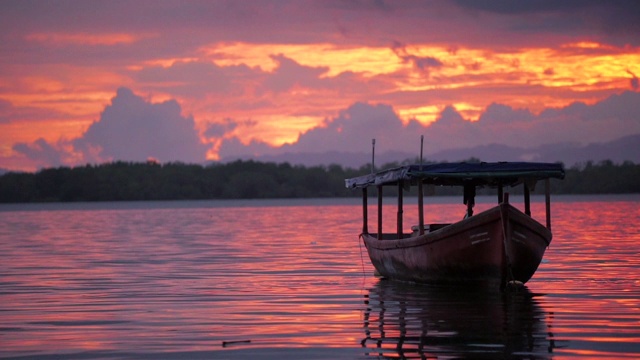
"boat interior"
410,223,451,236
370,224,453,240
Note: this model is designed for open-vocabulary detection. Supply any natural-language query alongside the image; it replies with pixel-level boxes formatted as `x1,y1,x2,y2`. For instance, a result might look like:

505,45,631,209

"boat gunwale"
362,203,551,251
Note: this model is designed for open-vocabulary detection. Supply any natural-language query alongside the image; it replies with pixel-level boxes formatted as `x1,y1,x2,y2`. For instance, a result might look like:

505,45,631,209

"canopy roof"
345,162,565,189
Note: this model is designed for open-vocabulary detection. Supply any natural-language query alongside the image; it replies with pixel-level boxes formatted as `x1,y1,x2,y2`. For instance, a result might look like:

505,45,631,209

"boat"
345,161,565,288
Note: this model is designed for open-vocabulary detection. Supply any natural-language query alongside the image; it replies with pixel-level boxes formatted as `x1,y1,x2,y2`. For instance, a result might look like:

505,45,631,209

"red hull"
362,203,551,286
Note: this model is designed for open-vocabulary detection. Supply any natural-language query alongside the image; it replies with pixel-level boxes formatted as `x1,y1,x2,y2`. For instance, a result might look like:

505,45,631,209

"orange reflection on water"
1,196,639,358
526,197,640,359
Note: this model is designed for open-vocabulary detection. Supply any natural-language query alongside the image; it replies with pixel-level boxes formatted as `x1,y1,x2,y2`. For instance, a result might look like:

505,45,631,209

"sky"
1,0,639,171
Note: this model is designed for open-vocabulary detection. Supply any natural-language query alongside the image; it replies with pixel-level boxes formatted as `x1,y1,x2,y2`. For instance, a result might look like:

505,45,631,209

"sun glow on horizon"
397,105,444,124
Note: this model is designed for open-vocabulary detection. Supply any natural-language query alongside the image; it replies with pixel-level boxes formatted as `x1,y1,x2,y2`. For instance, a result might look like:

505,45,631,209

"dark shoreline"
1,159,639,203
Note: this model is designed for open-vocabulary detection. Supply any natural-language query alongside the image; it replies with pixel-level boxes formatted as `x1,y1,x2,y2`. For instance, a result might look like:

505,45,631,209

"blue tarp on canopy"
345,162,565,189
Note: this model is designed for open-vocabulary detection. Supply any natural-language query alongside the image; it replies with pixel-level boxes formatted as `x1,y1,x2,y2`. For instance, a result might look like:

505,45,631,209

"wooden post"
463,183,475,218
418,135,425,235
371,139,376,174
362,188,368,234
397,181,403,238
377,185,383,239
418,180,425,235
498,184,504,203
524,183,531,216
545,178,551,231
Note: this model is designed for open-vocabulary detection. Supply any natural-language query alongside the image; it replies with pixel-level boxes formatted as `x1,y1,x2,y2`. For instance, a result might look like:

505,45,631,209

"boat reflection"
361,280,556,359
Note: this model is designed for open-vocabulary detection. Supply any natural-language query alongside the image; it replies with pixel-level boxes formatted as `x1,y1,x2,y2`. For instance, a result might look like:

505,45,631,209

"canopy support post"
371,139,376,174
418,135,425,235
545,178,551,231
377,185,383,239
362,188,368,234
418,180,425,235
524,184,531,216
463,183,475,218
397,181,404,238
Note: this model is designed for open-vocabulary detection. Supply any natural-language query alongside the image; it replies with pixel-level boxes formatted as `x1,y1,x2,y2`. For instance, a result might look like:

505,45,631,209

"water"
1,195,639,359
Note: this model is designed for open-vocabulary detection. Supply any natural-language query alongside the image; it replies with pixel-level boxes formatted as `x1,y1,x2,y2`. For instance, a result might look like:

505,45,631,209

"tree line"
0,159,638,203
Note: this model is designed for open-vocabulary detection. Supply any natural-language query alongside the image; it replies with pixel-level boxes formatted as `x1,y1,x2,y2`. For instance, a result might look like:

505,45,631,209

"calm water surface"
1,195,639,359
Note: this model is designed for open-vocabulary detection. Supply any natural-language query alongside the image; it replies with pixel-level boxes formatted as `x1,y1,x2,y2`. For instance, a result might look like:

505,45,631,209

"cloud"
627,70,639,90
279,102,491,156
218,102,416,160
135,60,252,97
0,99,13,123
12,138,66,167
204,118,238,138
277,102,427,156
478,103,535,124
452,0,640,45
429,90,640,150
10,88,640,170
3,2,638,173
0,99,64,124
204,117,260,139
26,32,143,46
218,90,640,160
218,137,278,159
73,87,208,163
262,54,330,93
392,41,444,72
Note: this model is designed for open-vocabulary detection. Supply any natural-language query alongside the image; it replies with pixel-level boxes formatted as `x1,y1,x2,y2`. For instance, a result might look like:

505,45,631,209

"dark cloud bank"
11,88,640,171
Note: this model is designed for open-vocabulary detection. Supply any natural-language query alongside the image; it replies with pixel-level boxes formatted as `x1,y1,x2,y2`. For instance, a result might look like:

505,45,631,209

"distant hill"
5,134,637,175
224,133,640,168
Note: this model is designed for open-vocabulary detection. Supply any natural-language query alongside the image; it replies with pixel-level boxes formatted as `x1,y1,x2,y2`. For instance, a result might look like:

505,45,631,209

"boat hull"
362,203,551,287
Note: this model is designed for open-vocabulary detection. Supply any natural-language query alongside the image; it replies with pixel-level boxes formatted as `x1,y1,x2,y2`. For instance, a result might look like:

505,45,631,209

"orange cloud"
2,34,640,171
25,32,148,46
201,42,403,77
199,41,640,122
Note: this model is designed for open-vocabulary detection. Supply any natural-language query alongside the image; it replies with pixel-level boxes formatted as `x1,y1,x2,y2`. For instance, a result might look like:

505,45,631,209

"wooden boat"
345,162,565,288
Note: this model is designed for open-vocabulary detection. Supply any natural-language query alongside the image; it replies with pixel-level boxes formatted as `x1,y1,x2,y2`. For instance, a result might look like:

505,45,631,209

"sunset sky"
1,0,639,171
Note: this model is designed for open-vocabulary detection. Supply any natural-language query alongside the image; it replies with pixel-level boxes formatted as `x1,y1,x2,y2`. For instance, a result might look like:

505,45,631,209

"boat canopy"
345,162,565,189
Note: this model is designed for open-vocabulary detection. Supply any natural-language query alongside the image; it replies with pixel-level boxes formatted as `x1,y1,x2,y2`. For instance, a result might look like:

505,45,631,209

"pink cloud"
219,90,640,160
73,87,208,163
262,55,330,93
12,138,66,168
135,61,251,98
